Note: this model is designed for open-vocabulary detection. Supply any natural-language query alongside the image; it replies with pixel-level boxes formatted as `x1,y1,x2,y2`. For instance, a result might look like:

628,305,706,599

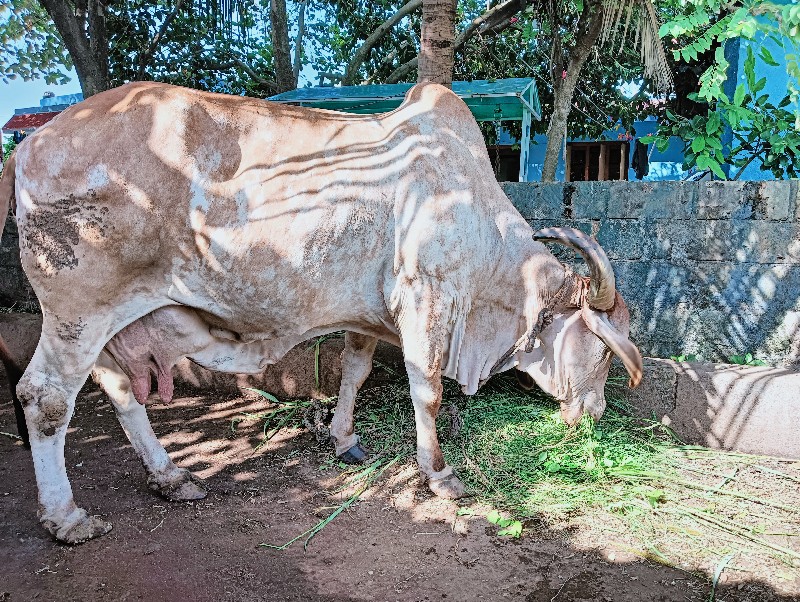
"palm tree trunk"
417,0,457,86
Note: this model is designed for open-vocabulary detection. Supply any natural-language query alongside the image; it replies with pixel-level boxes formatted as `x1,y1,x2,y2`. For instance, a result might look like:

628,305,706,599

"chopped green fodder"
246,374,800,578
354,374,800,576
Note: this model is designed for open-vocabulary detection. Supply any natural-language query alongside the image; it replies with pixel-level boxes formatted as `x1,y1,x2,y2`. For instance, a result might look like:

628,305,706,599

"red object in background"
2,111,61,133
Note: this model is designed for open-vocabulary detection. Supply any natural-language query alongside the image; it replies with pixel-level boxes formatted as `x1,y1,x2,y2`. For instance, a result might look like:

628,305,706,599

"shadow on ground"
1,378,798,602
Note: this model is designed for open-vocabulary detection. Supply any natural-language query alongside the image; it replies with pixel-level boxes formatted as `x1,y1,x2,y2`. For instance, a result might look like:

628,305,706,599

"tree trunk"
386,0,526,84
270,0,296,92
417,0,457,86
541,5,604,182
39,0,110,97
292,0,306,81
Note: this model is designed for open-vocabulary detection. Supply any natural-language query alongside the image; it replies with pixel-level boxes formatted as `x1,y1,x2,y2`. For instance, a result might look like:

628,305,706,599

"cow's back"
13,82,508,339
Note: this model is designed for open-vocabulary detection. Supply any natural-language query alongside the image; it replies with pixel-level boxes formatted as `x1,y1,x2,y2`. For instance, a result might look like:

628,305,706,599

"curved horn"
581,305,643,388
533,227,616,310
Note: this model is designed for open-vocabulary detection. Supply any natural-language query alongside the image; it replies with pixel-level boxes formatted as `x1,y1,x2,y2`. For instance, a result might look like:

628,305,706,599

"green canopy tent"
268,78,540,182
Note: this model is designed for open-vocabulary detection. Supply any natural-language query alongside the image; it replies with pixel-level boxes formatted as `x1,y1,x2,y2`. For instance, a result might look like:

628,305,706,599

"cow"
0,81,642,544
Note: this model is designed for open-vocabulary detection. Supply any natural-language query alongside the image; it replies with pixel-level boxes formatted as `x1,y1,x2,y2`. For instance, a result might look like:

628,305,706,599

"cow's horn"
533,227,616,311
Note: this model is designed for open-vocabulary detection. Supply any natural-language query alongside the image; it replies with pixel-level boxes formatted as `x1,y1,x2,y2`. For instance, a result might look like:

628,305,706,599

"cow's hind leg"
92,351,206,501
17,316,117,544
329,332,378,464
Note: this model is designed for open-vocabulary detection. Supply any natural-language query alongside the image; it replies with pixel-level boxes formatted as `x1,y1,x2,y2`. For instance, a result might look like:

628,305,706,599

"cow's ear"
580,305,643,388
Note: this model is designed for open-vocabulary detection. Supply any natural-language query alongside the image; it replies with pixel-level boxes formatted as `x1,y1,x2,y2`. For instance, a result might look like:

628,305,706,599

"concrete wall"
502,180,800,366
2,181,800,365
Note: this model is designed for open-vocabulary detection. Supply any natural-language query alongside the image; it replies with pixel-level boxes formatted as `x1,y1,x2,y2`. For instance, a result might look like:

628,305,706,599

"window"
566,142,629,182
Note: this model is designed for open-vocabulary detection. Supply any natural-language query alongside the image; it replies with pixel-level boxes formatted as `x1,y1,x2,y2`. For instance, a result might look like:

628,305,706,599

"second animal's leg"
329,332,378,464
91,351,206,501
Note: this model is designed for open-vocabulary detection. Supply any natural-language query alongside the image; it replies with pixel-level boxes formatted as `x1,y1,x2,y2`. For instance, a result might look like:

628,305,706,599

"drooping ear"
580,305,643,388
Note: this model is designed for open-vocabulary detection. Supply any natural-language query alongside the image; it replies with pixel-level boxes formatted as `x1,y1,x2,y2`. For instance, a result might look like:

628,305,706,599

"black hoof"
338,442,369,465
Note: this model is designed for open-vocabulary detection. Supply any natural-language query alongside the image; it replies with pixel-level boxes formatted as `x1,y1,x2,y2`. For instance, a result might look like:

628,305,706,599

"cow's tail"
0,147,16,244
0,150,29,447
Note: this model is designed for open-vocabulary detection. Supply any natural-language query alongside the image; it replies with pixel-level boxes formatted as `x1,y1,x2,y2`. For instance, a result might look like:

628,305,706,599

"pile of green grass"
349,374,800,574
358,374,674,519
248,373,800,578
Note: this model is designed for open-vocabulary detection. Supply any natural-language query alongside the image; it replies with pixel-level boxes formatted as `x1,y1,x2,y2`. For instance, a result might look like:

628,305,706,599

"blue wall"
523,120,689,182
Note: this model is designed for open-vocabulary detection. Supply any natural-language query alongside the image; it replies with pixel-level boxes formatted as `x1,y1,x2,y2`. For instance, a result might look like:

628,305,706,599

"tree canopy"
645,0,800,179
7,0,796,180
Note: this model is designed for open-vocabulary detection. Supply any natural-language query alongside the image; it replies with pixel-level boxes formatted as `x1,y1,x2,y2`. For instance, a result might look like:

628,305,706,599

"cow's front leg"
395,281,466,499
405,363,464,499
329,332,378,463
92,351,206,501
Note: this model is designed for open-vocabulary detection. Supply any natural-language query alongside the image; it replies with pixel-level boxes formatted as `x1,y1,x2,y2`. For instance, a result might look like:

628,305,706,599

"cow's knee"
18,376,72,438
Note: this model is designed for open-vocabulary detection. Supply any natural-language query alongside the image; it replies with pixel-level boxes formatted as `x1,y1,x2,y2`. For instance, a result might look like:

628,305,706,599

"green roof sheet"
268,78,540,122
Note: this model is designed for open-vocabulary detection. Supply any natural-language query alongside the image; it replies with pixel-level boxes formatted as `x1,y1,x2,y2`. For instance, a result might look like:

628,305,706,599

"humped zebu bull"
0,81,642,543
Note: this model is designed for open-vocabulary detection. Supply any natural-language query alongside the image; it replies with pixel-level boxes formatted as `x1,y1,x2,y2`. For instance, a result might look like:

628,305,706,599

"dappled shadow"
1,85,798,599
510,180,800,454
664,360,799,456
1,377,798,601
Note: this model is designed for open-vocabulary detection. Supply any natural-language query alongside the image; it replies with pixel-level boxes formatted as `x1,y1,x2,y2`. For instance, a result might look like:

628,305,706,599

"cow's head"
515,228,642,425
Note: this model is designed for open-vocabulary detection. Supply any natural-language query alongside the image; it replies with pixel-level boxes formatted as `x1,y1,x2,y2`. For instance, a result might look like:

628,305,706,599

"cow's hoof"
46,509,112,544
150,471,207,501
337,442,370,465
429,474,466,499
164,480,207,501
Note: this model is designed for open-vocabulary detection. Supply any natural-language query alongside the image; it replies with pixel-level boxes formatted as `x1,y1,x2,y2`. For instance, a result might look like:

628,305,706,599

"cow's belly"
166,236,397,342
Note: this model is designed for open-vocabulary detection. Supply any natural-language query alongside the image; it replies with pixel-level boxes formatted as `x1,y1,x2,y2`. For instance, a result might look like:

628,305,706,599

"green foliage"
643,47,800,179
727,352,767,366
309,0,421,84
485,509,523,537
0,0,72,84
0,0,292,95
669,353,698,362
649,0,800,179
2,135,16,163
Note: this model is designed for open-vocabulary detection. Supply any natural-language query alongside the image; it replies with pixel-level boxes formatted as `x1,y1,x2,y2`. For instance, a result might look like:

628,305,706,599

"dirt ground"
1,379,799,602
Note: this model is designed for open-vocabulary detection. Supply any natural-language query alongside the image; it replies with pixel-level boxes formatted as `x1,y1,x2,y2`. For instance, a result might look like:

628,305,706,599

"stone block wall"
502,180,800,365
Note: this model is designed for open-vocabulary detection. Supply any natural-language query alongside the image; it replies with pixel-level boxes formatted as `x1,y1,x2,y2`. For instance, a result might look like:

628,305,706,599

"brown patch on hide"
21,195,109,276
183,103,242,183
